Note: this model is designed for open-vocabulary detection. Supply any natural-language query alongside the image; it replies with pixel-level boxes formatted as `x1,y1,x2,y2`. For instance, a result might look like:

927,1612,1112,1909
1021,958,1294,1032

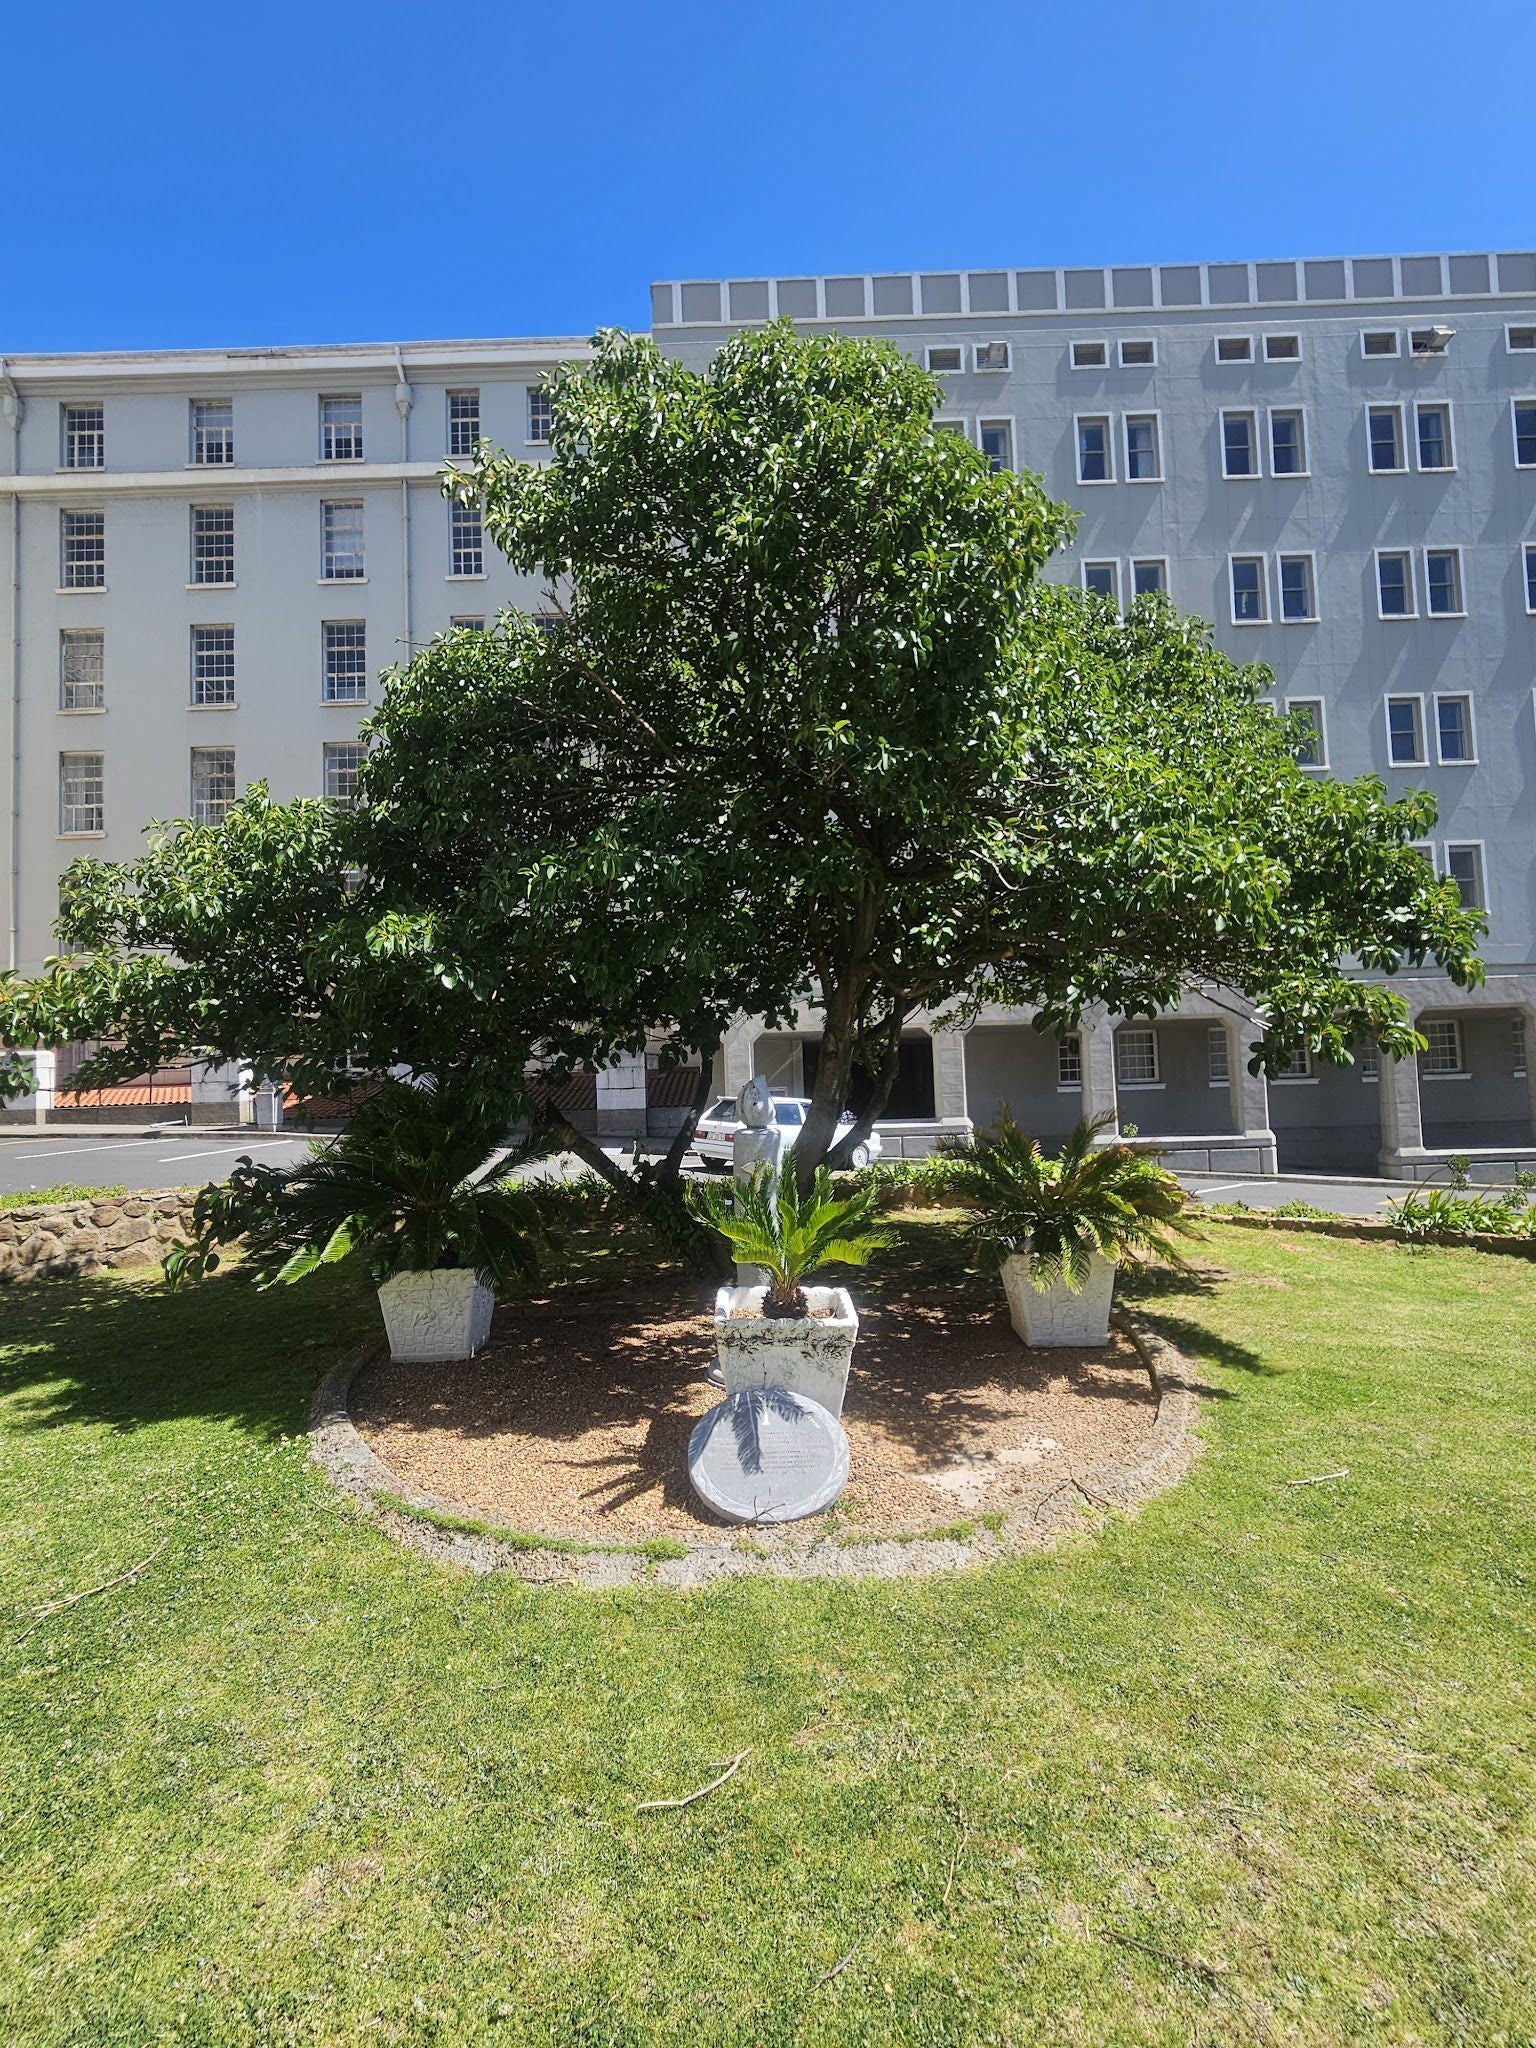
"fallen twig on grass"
20,1536,169,1640
812,1947,859,1988
635,1749,750,1814
1032,1474,1116,1523
1285,1469,1349,1488
942,1824,969,1909
1104,1929,1225,1981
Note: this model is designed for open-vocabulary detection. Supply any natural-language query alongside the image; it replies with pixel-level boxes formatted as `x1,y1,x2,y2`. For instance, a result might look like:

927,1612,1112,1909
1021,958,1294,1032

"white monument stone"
730,1075,785,1288
688,1387,850,1525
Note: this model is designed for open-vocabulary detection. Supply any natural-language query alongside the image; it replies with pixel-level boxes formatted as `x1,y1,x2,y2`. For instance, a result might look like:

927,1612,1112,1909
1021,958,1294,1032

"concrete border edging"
307,1310,1205,1589
1205,1209,1536,1259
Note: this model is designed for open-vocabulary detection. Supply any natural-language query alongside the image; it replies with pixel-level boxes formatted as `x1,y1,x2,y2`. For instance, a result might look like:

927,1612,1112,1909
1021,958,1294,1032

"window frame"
1267,406,1309,477
319,392,364,463
1074,412,1114,484
1206,1023,1231,1088
188,503,235,588
1070,339,1107,369
1276,551,1319,623
924,344,963,374
1284,695,1327,768
1506,324,1536,353
59,507,105,590
189,623,237,709
446,388,481,458
1384,693,1428,766
189,397,234,466
1118,337,1156,368
1525,543,1536,617
1511,397,1536,469
978,417,1015,473
1375,548,1417,619
59,627,104,713
1214,335,1253,364
448,497,485,578
1273,1044,1315,1083
1262,332,1302,362
319,499,365,583
1115,1026,1161,1088
1414,400,1455,472
1056,1034,1082,1089
973,340,1011,373
1228,553,1269,625
190,744,237,827
1442,842,1487,915
1361,329,1400,359
59,749,105,836
322,620,369,705
526,386,553,445
1423,545,1465,618
1122,410,1162,482
1130,557,1168,599
60,401,105,471
1367,402,1406,474
1433,691,1476,765
1081,559,1120,605
322,740,366,809
1419,1017,1466,1078
1220,408,1259,479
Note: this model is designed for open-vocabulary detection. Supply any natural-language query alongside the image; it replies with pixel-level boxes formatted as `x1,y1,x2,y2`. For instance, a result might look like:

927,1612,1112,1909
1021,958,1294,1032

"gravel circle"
309,1272,1203,1587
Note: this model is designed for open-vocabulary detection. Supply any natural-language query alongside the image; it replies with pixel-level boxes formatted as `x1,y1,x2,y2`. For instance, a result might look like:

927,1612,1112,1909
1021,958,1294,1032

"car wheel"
850,1143,871,1169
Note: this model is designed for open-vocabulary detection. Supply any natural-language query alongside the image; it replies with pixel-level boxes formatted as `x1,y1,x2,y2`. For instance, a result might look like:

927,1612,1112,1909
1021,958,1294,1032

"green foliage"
0,1184,126,1210
841,1153,974,1207
689,1159,889,1314
955,1112,1197,1291
162,1077,541,1292
1270,1198,1339,1220
1385,1185,1534,1239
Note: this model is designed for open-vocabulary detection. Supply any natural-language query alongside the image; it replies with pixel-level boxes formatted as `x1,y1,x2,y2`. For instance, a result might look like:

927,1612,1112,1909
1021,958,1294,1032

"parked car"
693,1096,883,1172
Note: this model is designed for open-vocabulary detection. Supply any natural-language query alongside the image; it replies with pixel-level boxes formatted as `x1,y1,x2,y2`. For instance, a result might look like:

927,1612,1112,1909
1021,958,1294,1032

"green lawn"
1,1220,1533,2046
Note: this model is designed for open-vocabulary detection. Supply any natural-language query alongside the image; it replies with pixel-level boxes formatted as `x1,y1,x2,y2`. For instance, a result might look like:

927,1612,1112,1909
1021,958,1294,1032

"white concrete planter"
713,1284,858,1417
1000,1250,1116,1348
377,1267,495,1363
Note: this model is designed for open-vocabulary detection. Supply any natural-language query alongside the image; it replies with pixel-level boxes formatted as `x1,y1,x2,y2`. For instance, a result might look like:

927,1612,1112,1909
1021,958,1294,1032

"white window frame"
1118,337,1156,368
446,388,480,458
933,417,968,439
450,614,485,632
1220,409,1259,479
320,393,364,463
189,624,236,709
924,344,963,374
323,740,366,809
1358,1041,1380,1082
1423,546,1465,618
1375,549,1417,620
1228,553,1269,625
526,386,552,445
1122,411,1162,483
1414,400,1455,472
320,500,365,583
1074,413,1113,484
1367,402,1407,474
189,504,235,587
59,508,105,590
59,750,104,835
1070,339,1107,369
1116,1027,1161,1088
1057,1034,1082,1089
1262,333,1302,362
1420,1017,1466,1077
1525,543,1536,616
1385,693,1427,766
1442,842,1487,915
190,397,234,466
1511,397,1536,469
59,628,104,713
1276,551,1318,623
978,418,1015,473
1130,557,1168,599
449,498,485,578
1273,1044,1315,1083
1081,559,1120,605
1267,406,1309,477
1513,1013,1527,1078
1506,324,1536,353
190,745,237,827
1285,696,1328,769
1207,1023,1231,1087
322,620,369,705
61,401,105,471
973,340,1011,373
1215,335,1253,364
1433,691,1476,765
1361,329,1400,359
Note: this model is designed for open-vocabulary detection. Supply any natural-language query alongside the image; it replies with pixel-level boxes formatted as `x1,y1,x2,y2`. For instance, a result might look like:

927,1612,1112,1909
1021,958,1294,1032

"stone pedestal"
595,1051,647,1138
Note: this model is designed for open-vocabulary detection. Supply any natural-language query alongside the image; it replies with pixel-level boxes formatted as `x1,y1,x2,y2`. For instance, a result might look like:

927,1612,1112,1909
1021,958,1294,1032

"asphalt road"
1177,1171,1396,1216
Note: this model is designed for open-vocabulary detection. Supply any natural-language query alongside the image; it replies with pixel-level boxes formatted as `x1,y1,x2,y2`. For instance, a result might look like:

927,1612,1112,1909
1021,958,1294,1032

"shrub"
689,1161,889,1316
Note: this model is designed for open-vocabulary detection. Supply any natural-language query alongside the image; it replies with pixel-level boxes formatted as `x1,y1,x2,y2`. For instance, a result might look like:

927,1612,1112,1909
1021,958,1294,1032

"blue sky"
7,0,1529,352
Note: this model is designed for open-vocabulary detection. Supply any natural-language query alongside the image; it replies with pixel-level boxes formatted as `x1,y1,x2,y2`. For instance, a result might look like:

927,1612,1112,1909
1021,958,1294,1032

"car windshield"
773,1102,803,1125
702,1101,738,1124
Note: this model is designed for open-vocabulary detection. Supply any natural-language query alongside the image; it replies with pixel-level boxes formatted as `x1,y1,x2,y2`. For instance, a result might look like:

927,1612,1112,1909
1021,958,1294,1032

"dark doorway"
801,1034,936,1120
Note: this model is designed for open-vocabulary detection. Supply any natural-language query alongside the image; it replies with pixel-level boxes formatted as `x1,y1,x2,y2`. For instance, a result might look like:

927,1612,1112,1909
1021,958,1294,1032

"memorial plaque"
688,1388,849,1525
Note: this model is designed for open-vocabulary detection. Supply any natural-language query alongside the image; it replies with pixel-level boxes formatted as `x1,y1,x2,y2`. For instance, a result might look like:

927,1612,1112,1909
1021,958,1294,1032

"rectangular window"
1076,415,1111,483
1513,402,1536,468
1131,558,1166,597
1123,414,1161,481
1278,554,1317,622
1221,411,1257,477
1509,326,1536,352
1116,1027,1159,1085
1444,845,1485,912
1057,1034,1082,1087
190,504,234,585
60,509,104,588
1119,338,1155,367
1362,330,1399,358
322,621,368,703
979,420,1014,472
925,345,962,373
446,389,480,457
1277,1045,1313,1080
1368,405,1404,471
450,499,484,576
1082,561,1119,603
1526,544,1536,615
320,393,363,461
1269,409,1307,475
1416,403,1453,470
1425,548,1463,616
61,402,104,469
974,341,1010,372
1358,1041,1380,1081
1207,1024,1230,1085
1513,1015,1527,1077
191,746,236,826
1377,551,1415,617
1070,339,1107,369
323,741,365,809
1435,694,1474,763
190,624,236,707
1421,1018,1464,1074
1287,698,1326,767
191,398,234,465
60,751,104,834
1230,555,1267,623
1216,336,1253,363
1387,696,1425,764
59,628,104,711
527,386,552,443
450,615,485,632
1263,333,1301,361
321,500,364,580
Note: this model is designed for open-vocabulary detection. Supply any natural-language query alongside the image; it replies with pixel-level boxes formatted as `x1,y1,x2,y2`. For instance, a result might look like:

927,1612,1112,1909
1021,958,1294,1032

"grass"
0,1183,127,1209
374,1491,690,1564
1,1216,1534,2044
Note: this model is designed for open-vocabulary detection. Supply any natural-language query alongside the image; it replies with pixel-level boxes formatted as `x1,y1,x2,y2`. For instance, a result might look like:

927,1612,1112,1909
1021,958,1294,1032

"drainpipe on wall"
393,348,413,659
2,359,24,975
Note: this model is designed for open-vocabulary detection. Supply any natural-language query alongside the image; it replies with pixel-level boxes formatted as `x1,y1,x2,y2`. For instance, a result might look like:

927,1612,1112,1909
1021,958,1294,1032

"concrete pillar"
722,1020,758,1097
1378,1043,1427,1177
930,1025,969,1124
1077,1009,1119,1136
1223,1017,1277,1168
190,1058,242,1122
595,1050,647,1138
1518,1005,1536,1147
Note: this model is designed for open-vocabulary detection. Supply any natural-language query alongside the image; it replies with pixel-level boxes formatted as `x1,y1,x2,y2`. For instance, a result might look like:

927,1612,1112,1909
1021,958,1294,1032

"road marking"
9,1142,156,1161
1187,1181,1251,1197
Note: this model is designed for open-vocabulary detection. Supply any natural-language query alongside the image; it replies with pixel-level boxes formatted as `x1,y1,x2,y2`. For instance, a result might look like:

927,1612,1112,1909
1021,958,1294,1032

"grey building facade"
3,250,1535,1173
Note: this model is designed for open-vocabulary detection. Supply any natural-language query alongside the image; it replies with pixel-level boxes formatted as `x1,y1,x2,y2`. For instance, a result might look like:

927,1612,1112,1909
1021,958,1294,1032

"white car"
693,1096,883,1172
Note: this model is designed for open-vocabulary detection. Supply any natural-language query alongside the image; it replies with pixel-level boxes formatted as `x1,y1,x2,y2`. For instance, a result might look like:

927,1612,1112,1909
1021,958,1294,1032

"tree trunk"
793,988,862,1191
656,1039,720,1190
825,1019,906,1170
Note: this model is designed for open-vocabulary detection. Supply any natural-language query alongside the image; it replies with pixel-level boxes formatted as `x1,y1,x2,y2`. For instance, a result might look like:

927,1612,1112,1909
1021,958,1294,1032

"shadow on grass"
0,1262,374,1440
1117,1263,1275,1381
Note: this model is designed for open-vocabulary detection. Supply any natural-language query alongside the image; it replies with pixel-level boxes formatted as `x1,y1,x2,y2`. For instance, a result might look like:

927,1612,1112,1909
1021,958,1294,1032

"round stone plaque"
688,1388,850,1526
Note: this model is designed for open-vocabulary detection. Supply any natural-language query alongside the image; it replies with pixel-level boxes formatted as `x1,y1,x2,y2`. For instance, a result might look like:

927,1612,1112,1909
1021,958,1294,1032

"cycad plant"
164,1077,541,1292
691,1160,889,1318
955,1112,1195,1292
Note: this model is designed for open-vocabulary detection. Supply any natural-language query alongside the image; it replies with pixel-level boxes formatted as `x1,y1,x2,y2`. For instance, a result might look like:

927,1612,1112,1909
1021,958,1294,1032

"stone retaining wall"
0,1190,198,1282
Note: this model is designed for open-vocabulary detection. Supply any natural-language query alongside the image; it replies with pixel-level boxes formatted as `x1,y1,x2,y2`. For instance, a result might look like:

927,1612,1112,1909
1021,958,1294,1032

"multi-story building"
3,249,1535,1175
651,251,1536,1179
